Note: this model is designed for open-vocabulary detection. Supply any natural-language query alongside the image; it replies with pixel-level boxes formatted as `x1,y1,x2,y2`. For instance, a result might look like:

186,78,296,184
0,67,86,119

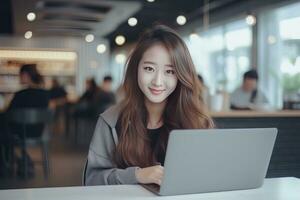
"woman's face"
138,43,178,105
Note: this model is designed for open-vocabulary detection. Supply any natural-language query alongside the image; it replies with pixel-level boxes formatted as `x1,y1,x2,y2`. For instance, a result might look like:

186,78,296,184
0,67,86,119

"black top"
8,88,49,138
8,88,49,109
116,119,167,165
148,126,166,165
49,86,67,100
79,89,98,103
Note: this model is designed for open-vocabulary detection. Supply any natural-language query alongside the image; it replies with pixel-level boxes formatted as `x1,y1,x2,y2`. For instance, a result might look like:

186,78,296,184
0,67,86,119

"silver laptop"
142,128,277,196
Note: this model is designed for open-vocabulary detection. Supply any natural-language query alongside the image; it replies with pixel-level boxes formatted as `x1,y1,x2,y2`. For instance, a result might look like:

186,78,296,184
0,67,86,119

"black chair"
7,108,53,179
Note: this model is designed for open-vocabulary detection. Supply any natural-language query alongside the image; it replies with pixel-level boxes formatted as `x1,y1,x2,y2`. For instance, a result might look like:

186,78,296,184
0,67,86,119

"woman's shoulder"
99,104,123,128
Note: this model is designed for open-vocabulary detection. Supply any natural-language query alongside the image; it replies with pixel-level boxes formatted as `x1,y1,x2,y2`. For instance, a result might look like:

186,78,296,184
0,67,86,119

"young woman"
84,25,214,186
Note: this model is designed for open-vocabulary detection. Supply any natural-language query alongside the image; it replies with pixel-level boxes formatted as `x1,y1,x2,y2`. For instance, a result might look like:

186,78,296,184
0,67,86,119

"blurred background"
0,0,300,189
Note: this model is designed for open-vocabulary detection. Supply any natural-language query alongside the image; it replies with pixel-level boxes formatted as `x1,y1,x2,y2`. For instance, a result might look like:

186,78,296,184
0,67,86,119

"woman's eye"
144,66,154,72
166,69,175,75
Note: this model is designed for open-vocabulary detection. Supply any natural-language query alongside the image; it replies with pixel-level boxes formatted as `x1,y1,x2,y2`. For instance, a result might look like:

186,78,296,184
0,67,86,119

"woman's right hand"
135,165,164,185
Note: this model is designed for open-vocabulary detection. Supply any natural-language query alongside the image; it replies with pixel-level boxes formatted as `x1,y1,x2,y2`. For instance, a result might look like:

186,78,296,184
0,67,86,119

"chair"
7,108,53,179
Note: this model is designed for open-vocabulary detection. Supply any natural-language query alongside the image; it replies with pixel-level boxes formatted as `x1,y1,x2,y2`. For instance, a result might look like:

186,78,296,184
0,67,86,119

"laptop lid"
155,128,277,196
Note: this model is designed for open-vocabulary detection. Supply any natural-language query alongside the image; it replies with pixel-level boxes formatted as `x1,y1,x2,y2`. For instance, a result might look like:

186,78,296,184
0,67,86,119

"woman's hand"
135,165,164,185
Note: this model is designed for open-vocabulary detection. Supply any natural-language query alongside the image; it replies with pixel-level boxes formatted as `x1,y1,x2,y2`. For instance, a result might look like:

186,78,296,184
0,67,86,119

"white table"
0,177,299,200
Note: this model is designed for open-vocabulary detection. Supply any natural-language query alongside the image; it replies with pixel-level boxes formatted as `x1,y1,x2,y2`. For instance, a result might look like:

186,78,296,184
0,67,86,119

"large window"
185,19,252,94
258,2,300,109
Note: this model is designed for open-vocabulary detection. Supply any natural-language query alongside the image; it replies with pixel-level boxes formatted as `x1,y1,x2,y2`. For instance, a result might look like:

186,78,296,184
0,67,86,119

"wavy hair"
114,25,214,168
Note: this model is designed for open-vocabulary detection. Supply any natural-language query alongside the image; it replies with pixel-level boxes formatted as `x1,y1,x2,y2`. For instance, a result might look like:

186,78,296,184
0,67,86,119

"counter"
210,110,300,118
212,110,300,179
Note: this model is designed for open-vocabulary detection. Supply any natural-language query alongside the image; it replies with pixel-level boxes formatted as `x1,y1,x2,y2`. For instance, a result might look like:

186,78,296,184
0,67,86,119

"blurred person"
101,75,113,92
230,69,270,110
79,78,99,103
74,78,99,118
49,78,67,109
48,78,68,134
96,75,116,113
7,64,49,177
8,64,49,116
84,25,214,186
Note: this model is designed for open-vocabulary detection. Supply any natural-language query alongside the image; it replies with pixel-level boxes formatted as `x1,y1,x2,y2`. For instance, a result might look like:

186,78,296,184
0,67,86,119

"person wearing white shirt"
230,69,270,110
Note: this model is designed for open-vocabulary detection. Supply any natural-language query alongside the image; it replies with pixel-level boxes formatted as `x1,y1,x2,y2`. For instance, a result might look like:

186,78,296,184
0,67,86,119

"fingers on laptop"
136,165,164,185
154,166,164,185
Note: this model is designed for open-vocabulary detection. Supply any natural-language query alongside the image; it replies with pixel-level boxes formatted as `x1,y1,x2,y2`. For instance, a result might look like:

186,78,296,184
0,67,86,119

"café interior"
0,0,300,190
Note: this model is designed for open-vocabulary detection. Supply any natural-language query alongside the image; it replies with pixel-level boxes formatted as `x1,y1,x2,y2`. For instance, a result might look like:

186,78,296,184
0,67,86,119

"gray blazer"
83,105,139,185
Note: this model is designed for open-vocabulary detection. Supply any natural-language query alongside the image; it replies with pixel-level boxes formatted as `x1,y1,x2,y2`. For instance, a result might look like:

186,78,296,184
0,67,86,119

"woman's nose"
151,71,163,87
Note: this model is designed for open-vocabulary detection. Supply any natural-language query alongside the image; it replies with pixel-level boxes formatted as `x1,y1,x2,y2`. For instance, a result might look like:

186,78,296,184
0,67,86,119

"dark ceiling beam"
0,0,13,34
186,0,300,29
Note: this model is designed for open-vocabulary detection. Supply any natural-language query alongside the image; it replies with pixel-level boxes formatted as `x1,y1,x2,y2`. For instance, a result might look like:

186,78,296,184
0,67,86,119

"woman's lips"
149,88,165,95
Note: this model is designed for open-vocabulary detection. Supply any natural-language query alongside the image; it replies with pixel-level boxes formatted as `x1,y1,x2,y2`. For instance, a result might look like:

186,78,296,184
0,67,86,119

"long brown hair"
114,25,214,168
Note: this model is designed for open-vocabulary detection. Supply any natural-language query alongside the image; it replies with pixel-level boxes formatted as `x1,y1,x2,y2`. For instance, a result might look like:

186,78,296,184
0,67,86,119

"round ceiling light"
97,44,107,54
115,35,126,46
27,12,36,21
176,15,187,25
128,17,138,27
85,34,94,43
24,31,33,39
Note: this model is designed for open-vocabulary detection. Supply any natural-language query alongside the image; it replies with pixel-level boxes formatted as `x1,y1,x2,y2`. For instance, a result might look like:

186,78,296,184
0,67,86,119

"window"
258,2,300,108
185,19,252,94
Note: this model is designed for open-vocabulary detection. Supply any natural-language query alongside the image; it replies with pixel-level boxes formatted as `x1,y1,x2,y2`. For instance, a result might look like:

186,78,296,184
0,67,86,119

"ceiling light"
115,35,126,46
128,17,138,27
246,15,256,26
176,15,187,26
85,34,94,43
97,44,107,54
147,0,155,2
24,31,33,39
115,54,126,64
27,12,36,22
189,33,200,41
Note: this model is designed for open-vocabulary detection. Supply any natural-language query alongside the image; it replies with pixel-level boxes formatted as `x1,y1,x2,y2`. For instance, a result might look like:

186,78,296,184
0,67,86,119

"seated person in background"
7,64,49,177
74,77,99,118
97,75,116,113
230,69,270,110
79,78,99,103
8,64,49,128
49,78,67,109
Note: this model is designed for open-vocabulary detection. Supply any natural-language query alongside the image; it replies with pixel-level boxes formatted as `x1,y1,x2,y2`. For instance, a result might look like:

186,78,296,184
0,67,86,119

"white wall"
0,36,110,94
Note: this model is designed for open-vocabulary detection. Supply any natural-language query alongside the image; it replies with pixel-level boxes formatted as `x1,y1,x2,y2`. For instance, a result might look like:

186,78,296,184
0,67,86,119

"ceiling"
0,0,296,50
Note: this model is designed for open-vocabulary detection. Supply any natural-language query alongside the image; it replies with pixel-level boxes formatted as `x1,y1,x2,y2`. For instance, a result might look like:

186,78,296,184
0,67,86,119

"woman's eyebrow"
143,61,174,68
165,64,174,68
143,61,157,65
